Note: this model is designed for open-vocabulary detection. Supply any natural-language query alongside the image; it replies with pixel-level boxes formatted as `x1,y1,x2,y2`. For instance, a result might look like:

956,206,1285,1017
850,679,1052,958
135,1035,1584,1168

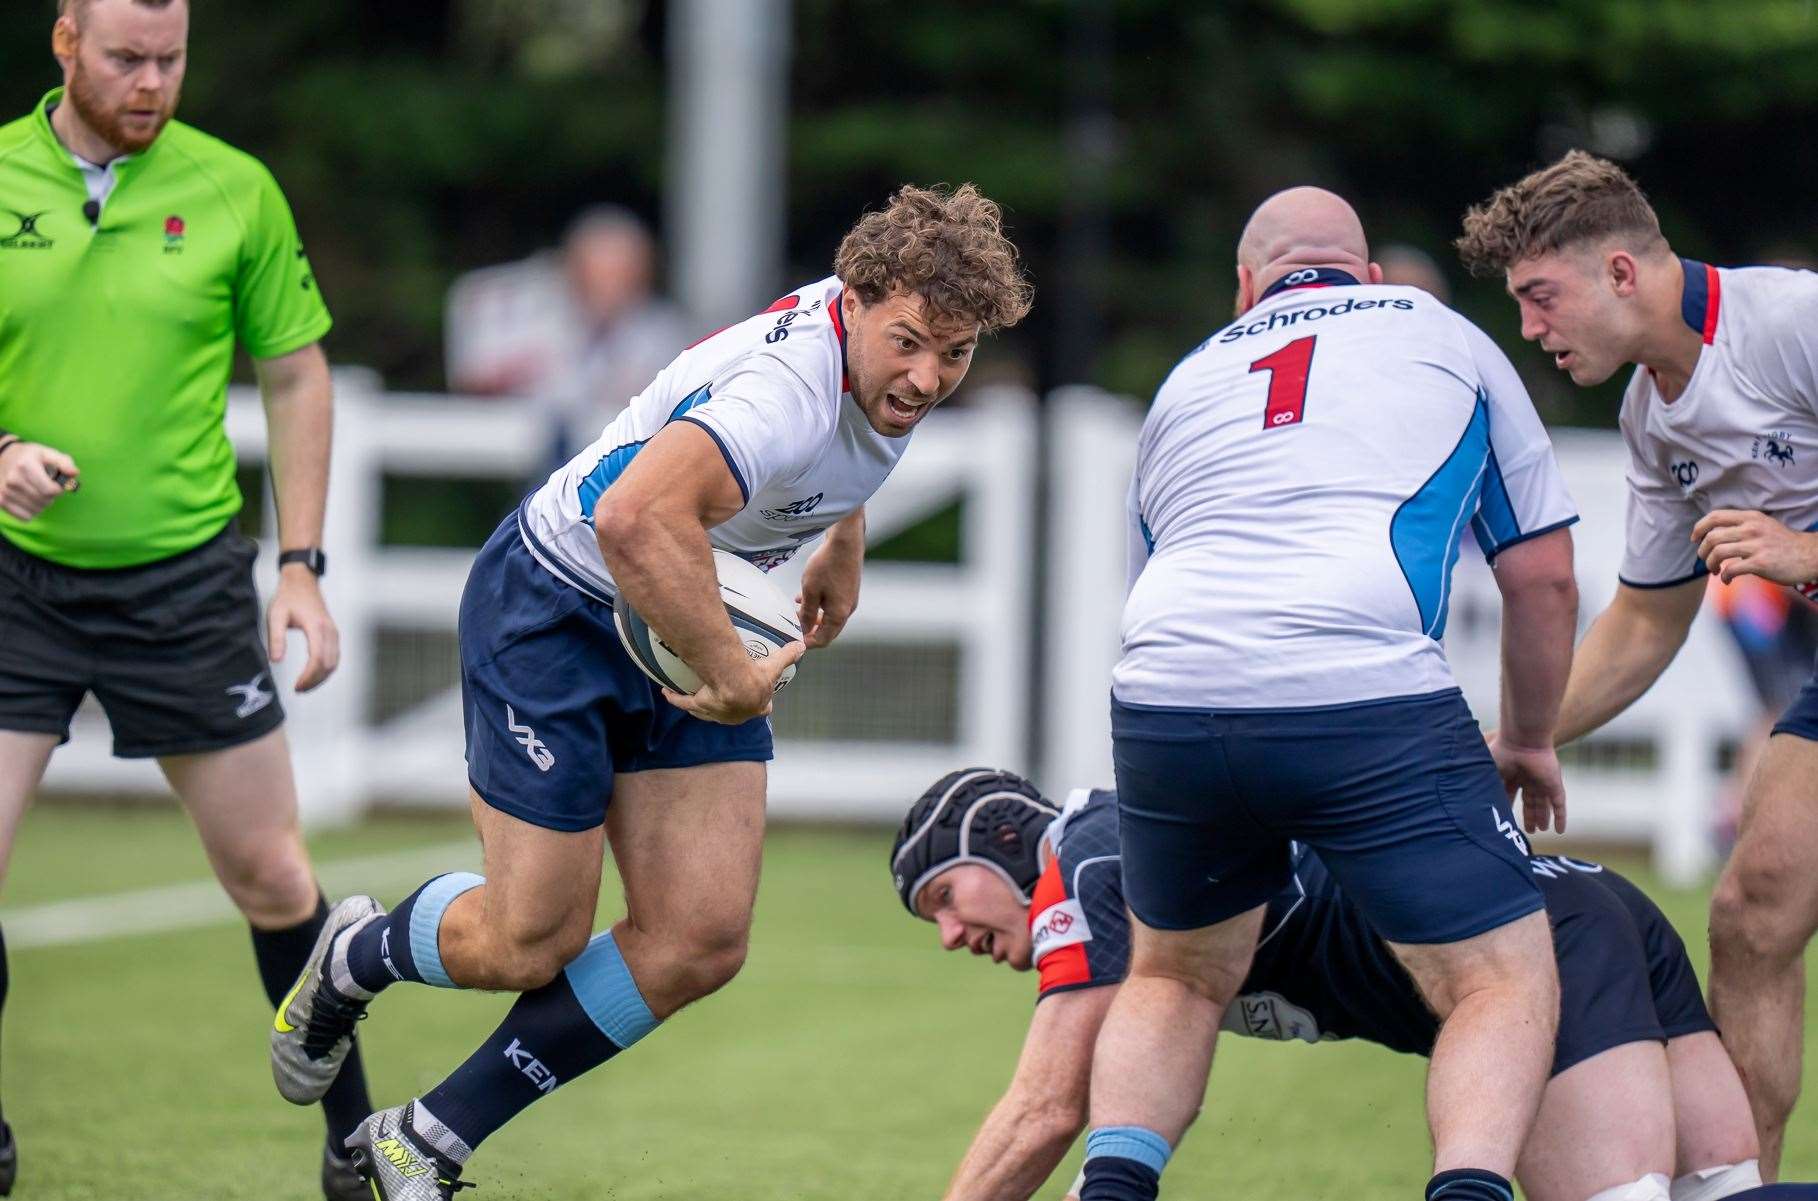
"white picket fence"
38,380,1755,881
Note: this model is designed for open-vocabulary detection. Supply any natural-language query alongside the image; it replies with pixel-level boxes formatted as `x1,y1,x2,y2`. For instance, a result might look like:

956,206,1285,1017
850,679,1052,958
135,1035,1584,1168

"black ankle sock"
250,896,375,1146
1426,1168,1514,1201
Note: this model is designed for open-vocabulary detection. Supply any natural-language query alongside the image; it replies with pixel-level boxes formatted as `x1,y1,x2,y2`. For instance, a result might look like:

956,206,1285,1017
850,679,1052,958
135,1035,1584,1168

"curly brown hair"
1456,151,1667,277
834,183,1033,334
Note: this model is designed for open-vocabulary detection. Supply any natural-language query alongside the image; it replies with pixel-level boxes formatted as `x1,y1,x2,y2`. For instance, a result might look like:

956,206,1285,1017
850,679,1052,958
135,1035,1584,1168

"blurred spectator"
553,206,693,455
445,205,692,466
1377,242,1453,305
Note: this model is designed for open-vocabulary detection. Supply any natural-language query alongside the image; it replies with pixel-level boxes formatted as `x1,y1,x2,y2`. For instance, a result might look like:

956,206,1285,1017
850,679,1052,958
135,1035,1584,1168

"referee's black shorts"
0,524,285,758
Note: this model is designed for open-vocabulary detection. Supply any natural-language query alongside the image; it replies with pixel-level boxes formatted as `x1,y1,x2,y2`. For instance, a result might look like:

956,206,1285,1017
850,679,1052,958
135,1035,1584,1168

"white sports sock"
1670,1160,1763,1201
1585,1172,1672,1201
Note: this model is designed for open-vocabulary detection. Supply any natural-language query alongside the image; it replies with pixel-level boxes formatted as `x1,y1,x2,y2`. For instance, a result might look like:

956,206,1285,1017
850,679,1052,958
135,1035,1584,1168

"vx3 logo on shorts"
227,671,275,719
505,705,555,772
1491,806,1530,857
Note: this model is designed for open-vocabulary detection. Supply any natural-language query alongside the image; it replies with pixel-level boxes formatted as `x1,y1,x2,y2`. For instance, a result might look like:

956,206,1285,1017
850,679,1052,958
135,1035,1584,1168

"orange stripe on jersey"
1038,941,1091,994
1030,854,1068,914
1030,856,1090,994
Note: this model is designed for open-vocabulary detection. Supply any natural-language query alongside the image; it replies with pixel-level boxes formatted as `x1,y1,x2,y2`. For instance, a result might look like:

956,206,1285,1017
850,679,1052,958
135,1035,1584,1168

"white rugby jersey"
1115,271,1578,710
1618,260,1818,591
518,275,907,601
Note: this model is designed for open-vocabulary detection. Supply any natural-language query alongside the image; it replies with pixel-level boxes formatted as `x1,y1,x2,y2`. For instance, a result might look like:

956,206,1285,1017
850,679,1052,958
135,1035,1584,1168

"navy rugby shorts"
1770,658,1818,742
459,514,772,832
1538,857,1716,1074
1110,688,1542,944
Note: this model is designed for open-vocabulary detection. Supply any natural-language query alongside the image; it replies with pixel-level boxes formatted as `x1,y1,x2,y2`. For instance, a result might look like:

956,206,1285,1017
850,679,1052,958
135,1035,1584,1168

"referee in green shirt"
0,2,374,1196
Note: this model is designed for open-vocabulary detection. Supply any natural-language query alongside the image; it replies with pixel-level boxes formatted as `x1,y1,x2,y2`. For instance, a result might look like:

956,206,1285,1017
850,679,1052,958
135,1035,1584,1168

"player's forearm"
596,507,750,687
1497,581,1576,747
827,505,866,553
258,348,333,551
1491,530,1578,747
943,1091,1082,1201
1553,598,1689,745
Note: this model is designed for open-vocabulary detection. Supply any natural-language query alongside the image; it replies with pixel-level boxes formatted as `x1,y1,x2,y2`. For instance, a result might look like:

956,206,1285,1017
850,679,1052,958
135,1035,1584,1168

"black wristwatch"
278,547,328,577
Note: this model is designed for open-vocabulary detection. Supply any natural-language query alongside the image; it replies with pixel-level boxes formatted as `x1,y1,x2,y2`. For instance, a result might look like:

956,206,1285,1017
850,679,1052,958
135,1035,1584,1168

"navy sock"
342,872,484,995
1723,1188,1818,1199
1427,1168,1515,1201
414,931,659,1160
250,896,375,1146
1079,1126,1170,1201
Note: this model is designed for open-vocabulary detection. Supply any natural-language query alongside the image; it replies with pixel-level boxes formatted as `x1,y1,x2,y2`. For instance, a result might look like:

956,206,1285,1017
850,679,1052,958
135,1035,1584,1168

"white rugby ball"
612,550,803,696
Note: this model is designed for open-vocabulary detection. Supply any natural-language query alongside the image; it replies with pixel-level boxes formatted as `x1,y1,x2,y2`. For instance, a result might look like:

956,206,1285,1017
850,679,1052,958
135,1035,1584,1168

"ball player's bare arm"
942,986,1114,1201
254,342,339,691
797,507,865,649
1486,526,1579,831
1551,577,1705,747
594,421,803,724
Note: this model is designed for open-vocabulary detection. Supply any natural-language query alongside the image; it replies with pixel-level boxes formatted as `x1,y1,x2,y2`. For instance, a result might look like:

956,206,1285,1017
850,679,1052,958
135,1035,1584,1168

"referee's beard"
66,58,178,156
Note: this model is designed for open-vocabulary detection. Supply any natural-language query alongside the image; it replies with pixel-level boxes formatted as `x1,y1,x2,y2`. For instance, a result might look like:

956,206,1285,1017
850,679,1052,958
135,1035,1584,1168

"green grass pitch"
1,802,1812,1199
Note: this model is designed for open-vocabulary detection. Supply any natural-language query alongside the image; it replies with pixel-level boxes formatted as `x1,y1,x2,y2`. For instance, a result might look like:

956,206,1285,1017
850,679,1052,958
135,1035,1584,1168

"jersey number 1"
1251,335,1316,430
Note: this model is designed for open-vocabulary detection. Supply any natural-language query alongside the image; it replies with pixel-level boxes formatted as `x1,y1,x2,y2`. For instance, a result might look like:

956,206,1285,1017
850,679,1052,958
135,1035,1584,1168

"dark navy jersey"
1029,790,1128,998
1032,791,1715,1075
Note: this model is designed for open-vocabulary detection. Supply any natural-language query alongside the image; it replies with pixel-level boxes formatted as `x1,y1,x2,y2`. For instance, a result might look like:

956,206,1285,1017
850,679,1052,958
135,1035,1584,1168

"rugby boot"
271,894,385,1104
0,1121,16,1195
346,1103,474,1200
322,1142,370,1201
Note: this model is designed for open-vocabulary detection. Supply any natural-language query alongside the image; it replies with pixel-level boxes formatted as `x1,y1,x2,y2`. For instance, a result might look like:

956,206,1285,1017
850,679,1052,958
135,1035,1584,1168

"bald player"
1082,188,1580,1201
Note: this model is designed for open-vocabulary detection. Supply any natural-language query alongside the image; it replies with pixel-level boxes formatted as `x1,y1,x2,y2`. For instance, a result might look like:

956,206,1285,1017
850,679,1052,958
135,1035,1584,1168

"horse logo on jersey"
761,493,825,521
1752,431,1795,467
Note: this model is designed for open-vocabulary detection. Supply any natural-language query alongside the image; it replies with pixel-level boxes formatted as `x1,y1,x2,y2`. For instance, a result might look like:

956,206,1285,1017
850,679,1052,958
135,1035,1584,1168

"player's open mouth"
1553,350,1574,370
885,394,927,423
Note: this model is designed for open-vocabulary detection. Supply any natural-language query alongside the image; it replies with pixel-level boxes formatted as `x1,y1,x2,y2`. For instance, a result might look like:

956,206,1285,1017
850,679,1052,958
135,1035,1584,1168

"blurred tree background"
6,0,1818,425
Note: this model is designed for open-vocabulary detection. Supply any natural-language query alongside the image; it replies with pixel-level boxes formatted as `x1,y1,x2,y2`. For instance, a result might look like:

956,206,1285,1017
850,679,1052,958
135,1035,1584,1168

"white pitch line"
0,840,481,950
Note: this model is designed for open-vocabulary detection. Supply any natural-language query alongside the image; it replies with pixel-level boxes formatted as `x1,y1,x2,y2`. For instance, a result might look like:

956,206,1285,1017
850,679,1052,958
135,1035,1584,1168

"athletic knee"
1711,865,1809,966
488,919,592,991
661,925,750,1004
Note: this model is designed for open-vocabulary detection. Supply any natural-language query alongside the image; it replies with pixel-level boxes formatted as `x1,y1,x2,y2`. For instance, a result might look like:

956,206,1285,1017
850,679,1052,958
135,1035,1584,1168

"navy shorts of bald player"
458,508,772,833
1770,658,1818,742
1110,688,1542,942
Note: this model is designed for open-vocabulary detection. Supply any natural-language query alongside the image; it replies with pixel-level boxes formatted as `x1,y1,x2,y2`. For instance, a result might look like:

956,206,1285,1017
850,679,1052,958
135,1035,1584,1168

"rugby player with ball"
269,184,1032,1199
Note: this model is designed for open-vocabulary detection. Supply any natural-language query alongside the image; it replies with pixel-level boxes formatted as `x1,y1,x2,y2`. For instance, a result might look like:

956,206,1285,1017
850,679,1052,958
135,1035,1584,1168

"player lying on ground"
891,769,1808,1201
266,185,1032,1200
